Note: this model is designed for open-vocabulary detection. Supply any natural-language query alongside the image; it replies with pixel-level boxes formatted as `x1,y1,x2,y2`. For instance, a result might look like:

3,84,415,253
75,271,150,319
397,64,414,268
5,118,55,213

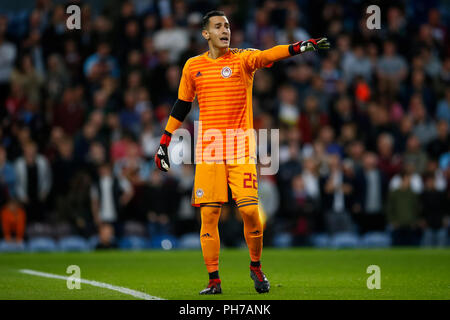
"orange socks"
237,198,263,262
200,203,222,273
200,200,263,274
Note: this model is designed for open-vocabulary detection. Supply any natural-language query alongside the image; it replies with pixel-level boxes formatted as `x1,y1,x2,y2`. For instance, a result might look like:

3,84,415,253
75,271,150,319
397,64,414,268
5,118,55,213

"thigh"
226,163,258,202
192,162,228,206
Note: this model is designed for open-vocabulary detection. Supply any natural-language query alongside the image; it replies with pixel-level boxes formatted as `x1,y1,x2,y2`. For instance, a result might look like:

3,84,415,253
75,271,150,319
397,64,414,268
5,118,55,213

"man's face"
202,15,230,49
24,144,37,162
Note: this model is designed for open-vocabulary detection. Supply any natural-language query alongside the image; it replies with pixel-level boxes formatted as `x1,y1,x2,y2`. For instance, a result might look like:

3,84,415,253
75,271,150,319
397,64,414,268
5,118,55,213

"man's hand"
290,37,330,55
155,133,171,172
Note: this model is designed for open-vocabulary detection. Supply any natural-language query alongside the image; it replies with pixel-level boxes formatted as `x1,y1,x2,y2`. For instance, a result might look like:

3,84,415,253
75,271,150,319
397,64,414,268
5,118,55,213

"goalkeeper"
155,10,330,295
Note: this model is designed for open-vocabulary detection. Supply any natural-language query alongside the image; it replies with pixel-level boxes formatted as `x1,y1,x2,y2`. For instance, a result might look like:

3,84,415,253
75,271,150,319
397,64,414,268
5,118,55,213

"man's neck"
208,45,229,59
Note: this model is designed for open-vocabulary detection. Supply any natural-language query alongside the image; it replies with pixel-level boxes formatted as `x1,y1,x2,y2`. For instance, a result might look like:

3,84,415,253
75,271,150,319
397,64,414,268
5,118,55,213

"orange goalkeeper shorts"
192,160,258,206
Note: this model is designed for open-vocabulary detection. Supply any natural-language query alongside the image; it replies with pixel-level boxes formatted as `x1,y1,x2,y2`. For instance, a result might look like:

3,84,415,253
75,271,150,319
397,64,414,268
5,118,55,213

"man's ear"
202,29,209,41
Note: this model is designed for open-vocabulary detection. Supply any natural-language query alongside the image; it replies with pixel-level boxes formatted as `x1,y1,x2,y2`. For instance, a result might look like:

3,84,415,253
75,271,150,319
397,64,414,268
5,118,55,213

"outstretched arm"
244,38,330,70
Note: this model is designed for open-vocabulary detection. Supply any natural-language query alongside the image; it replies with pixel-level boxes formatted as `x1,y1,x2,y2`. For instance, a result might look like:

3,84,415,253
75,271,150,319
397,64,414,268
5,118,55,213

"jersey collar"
203,48,231,62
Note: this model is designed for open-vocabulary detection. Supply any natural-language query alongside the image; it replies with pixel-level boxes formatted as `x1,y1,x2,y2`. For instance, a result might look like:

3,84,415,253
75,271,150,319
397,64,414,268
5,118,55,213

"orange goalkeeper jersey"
178,46,290,162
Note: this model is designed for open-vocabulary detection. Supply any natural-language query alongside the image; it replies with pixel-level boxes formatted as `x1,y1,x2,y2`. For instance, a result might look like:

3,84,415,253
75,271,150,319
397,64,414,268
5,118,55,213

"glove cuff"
288,41,303,56
160,131,172,146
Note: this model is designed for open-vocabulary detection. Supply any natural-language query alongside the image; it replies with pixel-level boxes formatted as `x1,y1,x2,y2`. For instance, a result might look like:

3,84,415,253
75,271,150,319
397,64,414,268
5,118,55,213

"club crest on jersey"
196,188,204,198
221,66,232,78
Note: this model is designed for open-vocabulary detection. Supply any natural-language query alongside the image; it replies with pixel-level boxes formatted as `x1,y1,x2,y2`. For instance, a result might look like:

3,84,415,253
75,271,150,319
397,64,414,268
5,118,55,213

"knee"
238,203,260,223
201,205,221,226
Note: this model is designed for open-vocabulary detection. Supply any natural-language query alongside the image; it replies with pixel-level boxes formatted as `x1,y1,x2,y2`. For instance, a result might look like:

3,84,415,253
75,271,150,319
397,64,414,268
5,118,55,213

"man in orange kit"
155,10,330,294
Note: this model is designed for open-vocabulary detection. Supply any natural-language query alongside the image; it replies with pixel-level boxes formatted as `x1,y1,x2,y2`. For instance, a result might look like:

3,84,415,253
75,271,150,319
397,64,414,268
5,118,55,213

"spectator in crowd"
144,169,176,239
257,164,280,225
376,40,408,99
301,157,321,201
277,140,302,218
153,15,189,64
14,141,51,222
84,41,120,81
286,173,319,245
377,133,403,180
45,53,69,107
436,86,450,124
353,152,388,234
11,53,44,106
320,153,355,234
298,94,329,144
386,172,422,246
390,161,424,194
411,101,438,146
74,122,99,163
53,86,86,136
427,120,450,161
51,136,82,224
420,173,449,246
342,44,373,84
403,135,428,174
0,15,17,106
0,146,16,206
173,164,197,236
346,140,365,171
277,84,300,126
1,198,26,243
275,11,310,46
90,162,134,238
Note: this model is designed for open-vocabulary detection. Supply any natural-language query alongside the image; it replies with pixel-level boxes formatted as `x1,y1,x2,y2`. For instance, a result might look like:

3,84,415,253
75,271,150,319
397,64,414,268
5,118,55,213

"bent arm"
163,99,192,137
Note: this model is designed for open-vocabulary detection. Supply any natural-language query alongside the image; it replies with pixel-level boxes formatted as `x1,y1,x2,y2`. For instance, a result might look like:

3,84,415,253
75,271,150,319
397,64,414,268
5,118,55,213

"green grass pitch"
0,248,449,300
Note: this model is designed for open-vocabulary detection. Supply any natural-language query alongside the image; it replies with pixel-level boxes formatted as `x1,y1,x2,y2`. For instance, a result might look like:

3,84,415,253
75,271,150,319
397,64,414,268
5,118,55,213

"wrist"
289,41,303,55
160,131,172,146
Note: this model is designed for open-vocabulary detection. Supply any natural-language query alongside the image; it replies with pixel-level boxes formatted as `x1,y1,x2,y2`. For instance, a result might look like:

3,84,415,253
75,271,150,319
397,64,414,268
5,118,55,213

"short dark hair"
201,10,226,30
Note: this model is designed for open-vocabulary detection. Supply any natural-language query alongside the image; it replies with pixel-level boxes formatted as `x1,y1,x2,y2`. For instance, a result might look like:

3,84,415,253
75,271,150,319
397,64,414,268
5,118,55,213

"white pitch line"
19,269,165,300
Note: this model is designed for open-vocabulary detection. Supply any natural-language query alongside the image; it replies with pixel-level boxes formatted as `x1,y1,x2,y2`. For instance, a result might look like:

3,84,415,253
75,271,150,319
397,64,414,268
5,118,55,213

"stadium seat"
310,233,330,248
0,240,26,252
178,233,201,249
26,223,53,238
87,235,119,250
272,232,293,248
420,229,448,247
150,235,177,250
329,232,360,249
52,223,74,239
123,221,147,237
118,236,148,250
88,235,100,249
58,236,90,252
27,237,58,252
361,232,392,248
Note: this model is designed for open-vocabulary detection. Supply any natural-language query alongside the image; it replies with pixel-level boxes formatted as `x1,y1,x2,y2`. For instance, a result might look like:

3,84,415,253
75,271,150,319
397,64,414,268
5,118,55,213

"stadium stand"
0,0,448,252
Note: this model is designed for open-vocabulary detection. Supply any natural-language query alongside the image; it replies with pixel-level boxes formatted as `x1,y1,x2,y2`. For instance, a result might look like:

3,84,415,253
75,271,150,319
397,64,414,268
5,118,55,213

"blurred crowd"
0,0,449,249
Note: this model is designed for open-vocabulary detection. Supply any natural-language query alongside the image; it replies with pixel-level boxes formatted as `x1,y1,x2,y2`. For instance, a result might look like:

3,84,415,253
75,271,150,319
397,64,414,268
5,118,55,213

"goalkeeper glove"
155,132,171,172
290,37,330,55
